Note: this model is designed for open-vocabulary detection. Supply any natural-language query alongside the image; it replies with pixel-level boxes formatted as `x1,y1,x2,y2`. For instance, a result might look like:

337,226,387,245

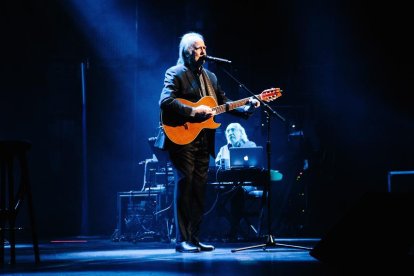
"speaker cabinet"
310,192,414,264
115,191,163,242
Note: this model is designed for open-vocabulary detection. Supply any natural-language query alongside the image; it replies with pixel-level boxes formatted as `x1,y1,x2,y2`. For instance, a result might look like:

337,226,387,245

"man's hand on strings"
193,105,216,118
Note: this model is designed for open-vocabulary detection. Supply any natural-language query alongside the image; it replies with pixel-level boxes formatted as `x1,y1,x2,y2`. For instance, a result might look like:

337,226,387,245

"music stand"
208,62,312,252
147,136,169,169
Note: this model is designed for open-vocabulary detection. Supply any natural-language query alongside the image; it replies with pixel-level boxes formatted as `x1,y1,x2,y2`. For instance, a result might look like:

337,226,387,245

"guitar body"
161,96,221,145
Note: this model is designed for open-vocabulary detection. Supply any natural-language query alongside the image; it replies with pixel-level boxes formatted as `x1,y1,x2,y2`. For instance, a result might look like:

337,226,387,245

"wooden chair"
0,140,40,265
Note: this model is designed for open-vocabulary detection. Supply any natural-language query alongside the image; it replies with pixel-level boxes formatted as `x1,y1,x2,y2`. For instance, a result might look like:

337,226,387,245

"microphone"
204,55,232,64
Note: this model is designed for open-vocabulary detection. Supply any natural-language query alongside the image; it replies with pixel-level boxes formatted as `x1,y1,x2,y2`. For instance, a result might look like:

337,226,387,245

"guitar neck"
213,96,257,115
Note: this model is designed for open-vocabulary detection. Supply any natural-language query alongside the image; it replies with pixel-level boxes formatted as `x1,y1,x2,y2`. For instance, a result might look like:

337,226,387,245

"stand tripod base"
231,235,312,253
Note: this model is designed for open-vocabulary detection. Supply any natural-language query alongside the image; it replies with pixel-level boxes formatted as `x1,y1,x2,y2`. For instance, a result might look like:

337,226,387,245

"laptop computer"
229,146,264,169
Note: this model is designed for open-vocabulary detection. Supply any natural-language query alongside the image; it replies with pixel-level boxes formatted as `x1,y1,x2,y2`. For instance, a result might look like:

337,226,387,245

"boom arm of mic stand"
256,94,286,122
216,65,286,122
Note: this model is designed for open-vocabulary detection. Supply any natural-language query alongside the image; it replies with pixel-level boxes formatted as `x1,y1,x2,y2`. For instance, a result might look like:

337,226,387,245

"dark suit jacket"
155,63,250,158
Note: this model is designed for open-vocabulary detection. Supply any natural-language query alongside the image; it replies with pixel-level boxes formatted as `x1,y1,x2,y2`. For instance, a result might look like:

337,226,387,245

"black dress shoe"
195,242,215,252
175,241,201,253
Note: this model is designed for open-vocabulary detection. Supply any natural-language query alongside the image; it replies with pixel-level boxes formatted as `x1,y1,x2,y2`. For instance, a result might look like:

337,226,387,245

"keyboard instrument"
207,166,268,186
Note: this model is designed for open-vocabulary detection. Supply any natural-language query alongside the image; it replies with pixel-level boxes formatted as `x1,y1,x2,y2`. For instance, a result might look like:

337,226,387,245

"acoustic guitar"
161,88,282,145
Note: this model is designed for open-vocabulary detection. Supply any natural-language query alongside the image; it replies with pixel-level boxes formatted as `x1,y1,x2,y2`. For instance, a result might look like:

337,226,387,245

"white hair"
177,32,204,65
225,123,250,145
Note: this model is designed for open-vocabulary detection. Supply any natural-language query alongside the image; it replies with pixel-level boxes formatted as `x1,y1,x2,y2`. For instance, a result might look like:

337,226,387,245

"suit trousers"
168,131,210,243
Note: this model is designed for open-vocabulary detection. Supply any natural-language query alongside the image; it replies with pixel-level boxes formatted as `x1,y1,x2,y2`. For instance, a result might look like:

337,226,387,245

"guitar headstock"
259,88,282,102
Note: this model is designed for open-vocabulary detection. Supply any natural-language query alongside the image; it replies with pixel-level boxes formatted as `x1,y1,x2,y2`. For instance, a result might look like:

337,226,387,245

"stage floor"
1,236,411,275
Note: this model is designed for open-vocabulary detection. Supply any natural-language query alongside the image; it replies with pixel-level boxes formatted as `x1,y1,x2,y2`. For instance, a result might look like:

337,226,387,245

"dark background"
2,0,413,239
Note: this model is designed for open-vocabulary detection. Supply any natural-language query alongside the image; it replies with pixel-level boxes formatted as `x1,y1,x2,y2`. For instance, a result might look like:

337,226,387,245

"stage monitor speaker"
388,171,414,193
310,192,414,265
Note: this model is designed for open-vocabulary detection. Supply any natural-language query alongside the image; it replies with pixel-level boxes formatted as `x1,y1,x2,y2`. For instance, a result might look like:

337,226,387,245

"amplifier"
115,190,163,242
144,161,174,187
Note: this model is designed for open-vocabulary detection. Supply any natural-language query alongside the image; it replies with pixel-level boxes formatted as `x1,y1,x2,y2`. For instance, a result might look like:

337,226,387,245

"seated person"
215,122,259,241
216,122,257,169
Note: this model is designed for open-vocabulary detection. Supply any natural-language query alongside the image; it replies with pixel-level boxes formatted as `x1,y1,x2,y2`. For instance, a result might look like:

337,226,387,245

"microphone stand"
211,62,311,252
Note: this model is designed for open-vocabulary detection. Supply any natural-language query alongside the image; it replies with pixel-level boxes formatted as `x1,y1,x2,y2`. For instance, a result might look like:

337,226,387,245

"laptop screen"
229,146,264,169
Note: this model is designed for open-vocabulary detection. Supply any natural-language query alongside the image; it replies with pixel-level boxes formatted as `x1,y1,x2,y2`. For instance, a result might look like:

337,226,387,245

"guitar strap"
201,69,217,103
